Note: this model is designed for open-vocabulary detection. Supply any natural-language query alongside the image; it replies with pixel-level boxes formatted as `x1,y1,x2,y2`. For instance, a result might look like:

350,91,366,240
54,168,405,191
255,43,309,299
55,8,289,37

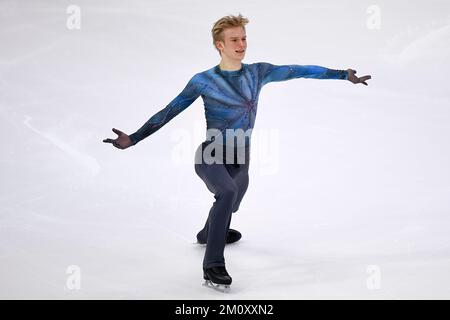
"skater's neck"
218,58,242,72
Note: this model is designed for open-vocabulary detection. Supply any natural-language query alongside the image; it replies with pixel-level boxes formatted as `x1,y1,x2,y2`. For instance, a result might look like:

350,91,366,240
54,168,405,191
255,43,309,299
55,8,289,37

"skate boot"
196,229,242,245
203,266,232,292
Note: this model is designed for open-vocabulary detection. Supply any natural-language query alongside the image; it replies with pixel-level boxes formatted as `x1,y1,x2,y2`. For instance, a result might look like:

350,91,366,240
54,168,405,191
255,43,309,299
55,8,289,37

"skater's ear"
215,39,225,55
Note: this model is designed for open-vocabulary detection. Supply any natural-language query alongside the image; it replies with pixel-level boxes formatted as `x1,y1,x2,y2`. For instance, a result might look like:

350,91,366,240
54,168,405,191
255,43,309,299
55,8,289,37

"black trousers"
194,141,250,269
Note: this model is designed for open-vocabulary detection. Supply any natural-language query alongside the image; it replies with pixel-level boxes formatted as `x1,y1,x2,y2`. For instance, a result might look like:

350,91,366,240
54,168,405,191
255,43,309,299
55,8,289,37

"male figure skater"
103,14,371,291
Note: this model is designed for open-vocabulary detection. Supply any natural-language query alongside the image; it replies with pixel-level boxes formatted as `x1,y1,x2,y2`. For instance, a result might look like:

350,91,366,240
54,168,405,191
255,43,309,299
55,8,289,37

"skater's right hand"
103,128,133,150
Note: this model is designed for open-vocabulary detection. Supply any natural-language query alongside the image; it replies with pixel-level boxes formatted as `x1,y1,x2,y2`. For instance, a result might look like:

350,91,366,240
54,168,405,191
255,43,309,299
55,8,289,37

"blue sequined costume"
129,63,348,146
129,62,348,270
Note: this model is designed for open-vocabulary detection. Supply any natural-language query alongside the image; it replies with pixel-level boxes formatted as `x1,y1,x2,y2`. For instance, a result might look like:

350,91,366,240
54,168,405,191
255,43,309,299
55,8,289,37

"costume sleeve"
258,62,348,87
129,74,203,145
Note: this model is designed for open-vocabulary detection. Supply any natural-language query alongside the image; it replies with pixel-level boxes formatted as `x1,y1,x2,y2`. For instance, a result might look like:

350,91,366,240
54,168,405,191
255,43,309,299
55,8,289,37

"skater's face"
216,26,247,61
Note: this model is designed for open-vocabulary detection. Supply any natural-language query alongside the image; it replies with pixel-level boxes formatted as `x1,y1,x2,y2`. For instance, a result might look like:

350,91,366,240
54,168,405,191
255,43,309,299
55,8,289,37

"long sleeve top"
129,62,348,147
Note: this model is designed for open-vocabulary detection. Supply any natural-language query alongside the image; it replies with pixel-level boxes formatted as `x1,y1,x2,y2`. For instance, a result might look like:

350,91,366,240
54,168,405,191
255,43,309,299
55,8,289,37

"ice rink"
1,0,450,299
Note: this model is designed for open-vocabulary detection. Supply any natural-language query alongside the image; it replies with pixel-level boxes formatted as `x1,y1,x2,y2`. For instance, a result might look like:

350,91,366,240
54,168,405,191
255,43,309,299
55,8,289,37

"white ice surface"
1,0,450,299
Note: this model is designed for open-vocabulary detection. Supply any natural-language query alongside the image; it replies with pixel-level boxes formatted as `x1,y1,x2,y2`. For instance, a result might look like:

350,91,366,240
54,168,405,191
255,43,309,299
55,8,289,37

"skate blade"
203,280,231,293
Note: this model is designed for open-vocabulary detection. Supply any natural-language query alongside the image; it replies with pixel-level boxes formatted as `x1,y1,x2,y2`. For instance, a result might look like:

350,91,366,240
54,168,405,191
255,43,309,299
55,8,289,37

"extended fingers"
112,128,124,136
360,75,371,86
348,70,371,85
103,138,122,148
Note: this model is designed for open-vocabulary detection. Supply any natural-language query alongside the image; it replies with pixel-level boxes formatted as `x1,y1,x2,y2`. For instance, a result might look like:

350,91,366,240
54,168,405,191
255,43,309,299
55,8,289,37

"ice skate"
202,266,232,293
196,229,242,245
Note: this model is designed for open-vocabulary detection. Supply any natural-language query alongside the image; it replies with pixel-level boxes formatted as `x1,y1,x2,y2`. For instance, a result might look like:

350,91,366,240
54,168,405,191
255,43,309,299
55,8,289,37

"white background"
1,0,449,299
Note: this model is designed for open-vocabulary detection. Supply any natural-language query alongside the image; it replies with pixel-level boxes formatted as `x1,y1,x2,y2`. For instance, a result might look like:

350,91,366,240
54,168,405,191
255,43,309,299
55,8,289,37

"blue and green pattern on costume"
129,62,348,146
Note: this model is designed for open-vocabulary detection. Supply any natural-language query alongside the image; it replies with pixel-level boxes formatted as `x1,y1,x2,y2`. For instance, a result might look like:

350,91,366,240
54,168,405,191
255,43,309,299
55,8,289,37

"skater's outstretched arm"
258,63,371,86
103,74,203,149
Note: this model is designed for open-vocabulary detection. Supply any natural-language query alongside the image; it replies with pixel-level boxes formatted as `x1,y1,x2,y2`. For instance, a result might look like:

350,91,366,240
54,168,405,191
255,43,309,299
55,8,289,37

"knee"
217,184,239,203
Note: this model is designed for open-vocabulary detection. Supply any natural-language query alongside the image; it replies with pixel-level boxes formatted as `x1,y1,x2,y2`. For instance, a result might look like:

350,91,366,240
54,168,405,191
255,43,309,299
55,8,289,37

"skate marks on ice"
23,115,100,176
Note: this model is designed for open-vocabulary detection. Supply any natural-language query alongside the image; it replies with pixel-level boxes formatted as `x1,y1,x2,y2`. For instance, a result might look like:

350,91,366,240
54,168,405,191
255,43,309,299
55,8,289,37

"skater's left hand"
347,69,371,86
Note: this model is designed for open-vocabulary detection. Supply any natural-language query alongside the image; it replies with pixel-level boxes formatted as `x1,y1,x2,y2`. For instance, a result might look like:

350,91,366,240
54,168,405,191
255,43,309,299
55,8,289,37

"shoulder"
247,61,272,68
184,69,213,94
190,67,215,83
246,62,274,75
188,66,219,89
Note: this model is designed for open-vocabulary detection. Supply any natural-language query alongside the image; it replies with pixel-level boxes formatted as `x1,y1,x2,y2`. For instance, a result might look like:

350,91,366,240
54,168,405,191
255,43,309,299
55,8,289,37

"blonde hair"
211,14,249,55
